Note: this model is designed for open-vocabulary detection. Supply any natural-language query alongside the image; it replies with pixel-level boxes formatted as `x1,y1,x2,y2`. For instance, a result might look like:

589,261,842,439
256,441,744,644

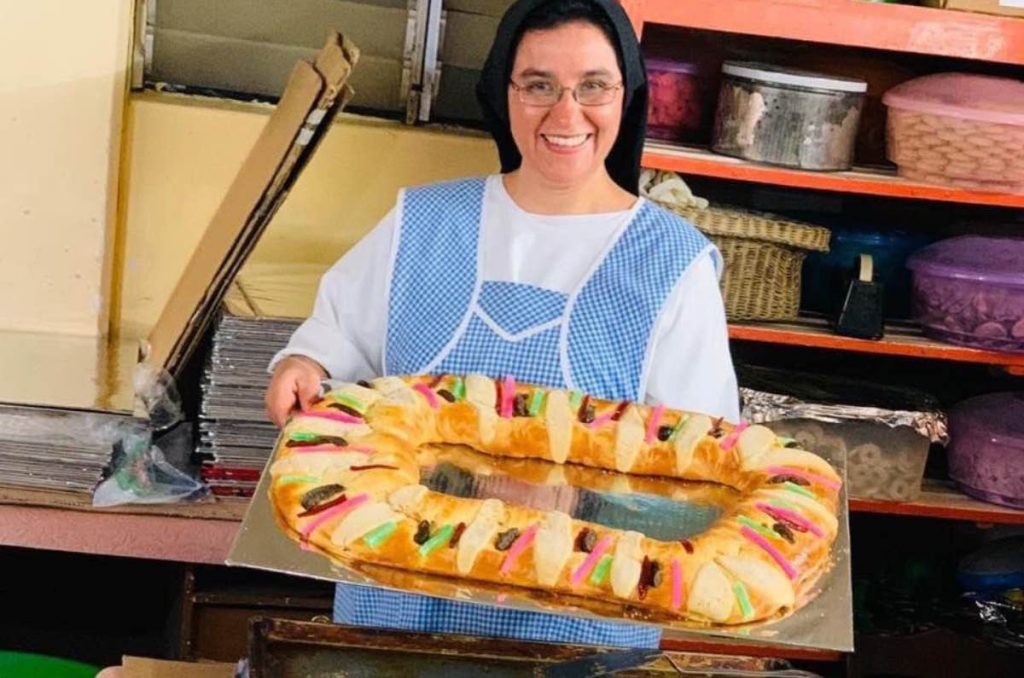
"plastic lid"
906,236,1024,287
722,61,867,94
883,73,1024,126
646,57,699,76
951,392,1024,447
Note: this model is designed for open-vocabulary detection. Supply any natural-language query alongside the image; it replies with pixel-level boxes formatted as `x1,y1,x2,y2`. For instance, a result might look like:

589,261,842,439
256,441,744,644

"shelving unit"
625,0,1024,66
728,317,1024,376
643,143,1024,209
851,479,1024,524
623,0,1024,543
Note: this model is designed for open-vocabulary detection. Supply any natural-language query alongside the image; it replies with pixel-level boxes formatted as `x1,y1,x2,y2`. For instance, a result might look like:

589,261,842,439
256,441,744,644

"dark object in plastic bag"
835,254,884,340
92,364,208,507
957,537,1024,593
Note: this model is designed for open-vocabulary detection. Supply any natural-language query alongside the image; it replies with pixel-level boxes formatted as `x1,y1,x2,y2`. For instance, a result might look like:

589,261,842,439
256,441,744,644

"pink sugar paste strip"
764,465,841,491
571,535,614,586
500,523,538,576
670,558,683,610
740,526,797,580
644,404,665,444
303,410,363,425
719,421,749,451
587,411,617,429
412,383,440,410
300,493,368,539
291,445,374,455
756,502,825,538
500,375,516,418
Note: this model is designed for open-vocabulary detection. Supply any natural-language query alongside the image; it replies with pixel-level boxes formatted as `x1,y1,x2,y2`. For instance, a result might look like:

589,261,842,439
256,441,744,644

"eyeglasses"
509,79,623,107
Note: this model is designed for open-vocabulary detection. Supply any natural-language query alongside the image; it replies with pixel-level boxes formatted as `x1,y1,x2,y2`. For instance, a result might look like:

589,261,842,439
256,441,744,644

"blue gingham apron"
335,177,717,647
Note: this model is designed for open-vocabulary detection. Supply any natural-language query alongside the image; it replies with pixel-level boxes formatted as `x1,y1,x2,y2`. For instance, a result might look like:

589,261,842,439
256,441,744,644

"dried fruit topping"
611,401,630,421
449,522,467,548
657,425,675,442
413,520,433,545
327,403,363,418
286,435,347,448
574,528,597,553
299,484,346,511
494,528,520,551
357,380,372,388
772,522,796,544
637,556,662,600
680,539,695,554
437,389,456,403
708,417,725,438
513,393,530,417
297,493,348,517
578,396,595,424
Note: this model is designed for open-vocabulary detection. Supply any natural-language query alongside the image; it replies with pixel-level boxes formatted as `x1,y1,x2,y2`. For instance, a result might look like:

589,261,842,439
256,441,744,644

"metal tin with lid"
712,61,867,171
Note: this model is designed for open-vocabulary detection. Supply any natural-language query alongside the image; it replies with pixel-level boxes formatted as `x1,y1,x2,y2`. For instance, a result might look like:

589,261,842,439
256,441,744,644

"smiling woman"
265,0,739,648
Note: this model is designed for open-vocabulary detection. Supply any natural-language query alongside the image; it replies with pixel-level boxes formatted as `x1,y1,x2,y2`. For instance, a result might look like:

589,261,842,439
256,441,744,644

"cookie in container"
883,73,1024,193
739,366,948,503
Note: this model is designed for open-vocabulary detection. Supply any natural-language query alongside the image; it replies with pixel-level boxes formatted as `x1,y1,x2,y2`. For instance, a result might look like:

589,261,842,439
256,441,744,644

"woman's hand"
265,355,328,428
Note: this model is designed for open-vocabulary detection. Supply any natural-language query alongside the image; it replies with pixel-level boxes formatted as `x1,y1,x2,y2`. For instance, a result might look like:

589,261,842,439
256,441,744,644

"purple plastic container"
906,236,1024,353
948,392,1024,508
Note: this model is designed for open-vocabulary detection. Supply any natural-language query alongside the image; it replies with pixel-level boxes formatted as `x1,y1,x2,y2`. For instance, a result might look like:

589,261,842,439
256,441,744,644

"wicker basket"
664,203,831,321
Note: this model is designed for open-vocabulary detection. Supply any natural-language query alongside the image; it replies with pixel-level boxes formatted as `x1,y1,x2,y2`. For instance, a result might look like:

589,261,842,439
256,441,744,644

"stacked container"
884,73,1024,193
645,57,718,144
906,236,1024,353
948,392,1024,508
712,61,867,171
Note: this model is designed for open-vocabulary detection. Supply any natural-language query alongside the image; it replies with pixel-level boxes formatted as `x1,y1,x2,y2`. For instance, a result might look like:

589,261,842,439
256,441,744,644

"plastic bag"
92,364,208,507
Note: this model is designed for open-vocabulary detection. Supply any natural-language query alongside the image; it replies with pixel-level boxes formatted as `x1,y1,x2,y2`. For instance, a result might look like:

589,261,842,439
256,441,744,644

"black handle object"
835,253,884,340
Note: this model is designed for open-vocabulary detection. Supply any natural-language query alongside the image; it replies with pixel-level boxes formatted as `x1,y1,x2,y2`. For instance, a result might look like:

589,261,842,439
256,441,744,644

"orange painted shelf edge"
850,479,1024,525
727,317,1024,374
643,144,1024,209
627,0,1024,66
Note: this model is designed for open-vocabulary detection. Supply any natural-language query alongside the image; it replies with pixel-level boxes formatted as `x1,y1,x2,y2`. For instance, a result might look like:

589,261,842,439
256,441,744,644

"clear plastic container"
948,392,1024,508
646,57,716,144
739,366,947,502
712,61,867,171
883,73,1024,193
906,236,1024,353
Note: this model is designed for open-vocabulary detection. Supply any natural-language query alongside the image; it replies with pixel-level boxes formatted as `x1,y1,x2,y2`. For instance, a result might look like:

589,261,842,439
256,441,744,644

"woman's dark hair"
476,0,648,194
508,0,624,78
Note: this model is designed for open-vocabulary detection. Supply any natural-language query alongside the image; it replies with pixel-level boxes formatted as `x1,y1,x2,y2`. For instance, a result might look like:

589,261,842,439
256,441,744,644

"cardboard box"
141,33,359,379
922,0,1024,18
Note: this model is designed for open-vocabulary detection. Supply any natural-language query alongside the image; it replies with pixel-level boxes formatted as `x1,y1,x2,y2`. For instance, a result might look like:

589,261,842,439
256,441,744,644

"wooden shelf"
851,479,1024,524
643,143,1024,209
660,635,841,662
728,317,1024,375
627,0,1024,66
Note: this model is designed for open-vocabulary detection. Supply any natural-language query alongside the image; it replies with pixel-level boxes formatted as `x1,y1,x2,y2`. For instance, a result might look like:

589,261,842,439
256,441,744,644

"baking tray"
228,440,853,653
246,618,817,677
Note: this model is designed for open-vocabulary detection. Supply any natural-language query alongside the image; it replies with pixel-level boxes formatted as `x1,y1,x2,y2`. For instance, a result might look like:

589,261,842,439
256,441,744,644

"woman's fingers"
296,371,323,412
266,356,329,427
266,373,297,428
